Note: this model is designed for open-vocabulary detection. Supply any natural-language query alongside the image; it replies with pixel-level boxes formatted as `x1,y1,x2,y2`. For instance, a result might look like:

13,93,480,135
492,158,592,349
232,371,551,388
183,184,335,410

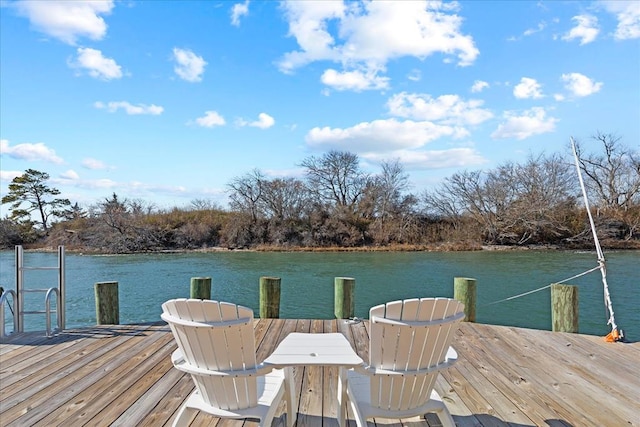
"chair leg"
344,384,368,427
284,367,297,427
262,400,279,427
172,404,197,427
337,368,347,427
349,399,368,427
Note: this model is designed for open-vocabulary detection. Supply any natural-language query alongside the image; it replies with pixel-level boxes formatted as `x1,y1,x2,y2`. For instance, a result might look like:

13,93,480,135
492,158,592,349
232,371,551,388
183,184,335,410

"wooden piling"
190,277,211,300
454,277,476,322
95,281,119,325
551,283,579,333
259,276,281,318
334,277,355,319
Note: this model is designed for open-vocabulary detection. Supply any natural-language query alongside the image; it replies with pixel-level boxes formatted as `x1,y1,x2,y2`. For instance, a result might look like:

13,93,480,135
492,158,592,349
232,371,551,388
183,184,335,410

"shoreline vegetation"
2,139,638,254
13,239,640,255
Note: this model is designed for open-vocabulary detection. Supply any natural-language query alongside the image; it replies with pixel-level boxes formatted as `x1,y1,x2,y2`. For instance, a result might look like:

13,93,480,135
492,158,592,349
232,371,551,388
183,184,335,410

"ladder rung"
20,266,59,271
22,310,57,315
22,289,54,293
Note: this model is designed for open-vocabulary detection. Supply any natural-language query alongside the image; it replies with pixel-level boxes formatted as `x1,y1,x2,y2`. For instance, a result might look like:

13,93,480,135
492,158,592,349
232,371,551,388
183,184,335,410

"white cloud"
277,1,345,72
60,170,79,180
0,139,64,164
600,0,640,40
1,170,24,182
562,15,599,45
407,69,422,82
251,113,275,129
523,21,546,37
491,107,558,140
237,113,275,129
321,68,389,91
12,0,114,45
306,118,463,153
81,178,118,189
561,73,603,97
172,48,207,82
82,158,109,170
231,1,250,26
70,47,122,80
387,93,493,126
94,101,164,115
130,182,188,195
305,92,491,162
362,147,487,169
471,80,489,93
278,1,478,90
263,167,306,179
195,111,226,128
513,77,543,99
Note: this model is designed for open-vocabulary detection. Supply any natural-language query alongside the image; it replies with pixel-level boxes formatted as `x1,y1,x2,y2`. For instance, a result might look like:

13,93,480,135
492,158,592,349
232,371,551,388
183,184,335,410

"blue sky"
1,0,639,212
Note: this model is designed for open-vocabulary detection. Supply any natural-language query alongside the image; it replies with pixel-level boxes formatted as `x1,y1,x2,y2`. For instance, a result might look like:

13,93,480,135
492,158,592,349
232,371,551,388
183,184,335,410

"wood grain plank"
110,362,185,427
0,325,167,426
1,334,111,393
444,326,535,425
497,325,639,426
534,328,640,399
0,324,159,397
69,336,176,426
431,374,489,427
453,323,576,426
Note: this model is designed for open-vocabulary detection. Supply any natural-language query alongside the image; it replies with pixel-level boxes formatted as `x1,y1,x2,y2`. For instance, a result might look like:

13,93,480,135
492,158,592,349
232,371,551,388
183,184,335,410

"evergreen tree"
1,169,71,231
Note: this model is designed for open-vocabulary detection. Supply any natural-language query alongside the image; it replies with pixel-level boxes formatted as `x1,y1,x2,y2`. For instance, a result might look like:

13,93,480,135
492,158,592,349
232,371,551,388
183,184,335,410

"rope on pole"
570,137,622,341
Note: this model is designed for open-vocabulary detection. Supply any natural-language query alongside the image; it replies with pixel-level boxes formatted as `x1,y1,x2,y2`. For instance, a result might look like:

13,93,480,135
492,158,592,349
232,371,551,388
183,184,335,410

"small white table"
264,332,364,427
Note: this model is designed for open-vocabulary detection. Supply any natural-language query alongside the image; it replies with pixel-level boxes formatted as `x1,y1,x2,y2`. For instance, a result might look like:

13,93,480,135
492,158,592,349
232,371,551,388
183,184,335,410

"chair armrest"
354,346,458,376
171,348,275,377
371,311,465,327
161,313,252,329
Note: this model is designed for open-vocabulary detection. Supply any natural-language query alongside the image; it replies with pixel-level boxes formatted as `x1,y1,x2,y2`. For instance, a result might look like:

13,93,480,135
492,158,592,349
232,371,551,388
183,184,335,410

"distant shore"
6,240,639,254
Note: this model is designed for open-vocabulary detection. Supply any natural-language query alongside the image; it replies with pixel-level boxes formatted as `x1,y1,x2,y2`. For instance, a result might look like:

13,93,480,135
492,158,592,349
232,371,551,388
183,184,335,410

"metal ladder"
0,245,66,338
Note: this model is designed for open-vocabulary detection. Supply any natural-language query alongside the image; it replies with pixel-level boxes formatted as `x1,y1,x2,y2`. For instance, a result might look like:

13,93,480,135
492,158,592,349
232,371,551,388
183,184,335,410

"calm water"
1,250,638,341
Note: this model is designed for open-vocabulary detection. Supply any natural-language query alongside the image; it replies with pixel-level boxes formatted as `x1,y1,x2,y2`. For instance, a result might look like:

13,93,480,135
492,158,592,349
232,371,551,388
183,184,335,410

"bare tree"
575,133,640,211
423,153,578,245
100,193,130,235
301,151,378,245
301,151,370,210
377,159,410,218
189,198,222,211
227,169,265,223
426,170,503,241
574,132,640,239
367,159,412,243
502,154,577,243
259,177,308,222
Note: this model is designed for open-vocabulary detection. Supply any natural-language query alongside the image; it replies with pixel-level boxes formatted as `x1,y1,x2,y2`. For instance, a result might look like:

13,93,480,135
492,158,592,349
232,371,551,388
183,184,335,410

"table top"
264,332,364,367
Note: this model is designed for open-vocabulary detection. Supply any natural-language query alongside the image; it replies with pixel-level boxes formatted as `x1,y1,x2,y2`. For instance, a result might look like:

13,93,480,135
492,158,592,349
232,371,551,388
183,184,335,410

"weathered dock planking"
1,320,638,427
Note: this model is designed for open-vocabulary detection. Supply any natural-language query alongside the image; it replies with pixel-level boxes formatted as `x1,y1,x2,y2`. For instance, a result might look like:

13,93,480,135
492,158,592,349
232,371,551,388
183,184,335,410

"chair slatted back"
368,298,464,411
162,299,258,411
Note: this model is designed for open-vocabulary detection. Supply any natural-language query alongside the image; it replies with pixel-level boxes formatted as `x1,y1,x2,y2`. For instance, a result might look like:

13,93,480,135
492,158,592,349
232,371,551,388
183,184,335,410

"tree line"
1,132,638,253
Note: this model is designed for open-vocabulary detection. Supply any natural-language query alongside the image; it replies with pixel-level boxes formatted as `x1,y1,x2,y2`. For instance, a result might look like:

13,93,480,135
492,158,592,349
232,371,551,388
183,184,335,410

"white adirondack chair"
340,298,465,427
161,299,292,427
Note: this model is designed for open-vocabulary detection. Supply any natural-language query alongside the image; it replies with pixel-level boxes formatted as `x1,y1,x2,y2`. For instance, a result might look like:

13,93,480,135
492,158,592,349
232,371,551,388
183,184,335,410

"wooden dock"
1,320,638,427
